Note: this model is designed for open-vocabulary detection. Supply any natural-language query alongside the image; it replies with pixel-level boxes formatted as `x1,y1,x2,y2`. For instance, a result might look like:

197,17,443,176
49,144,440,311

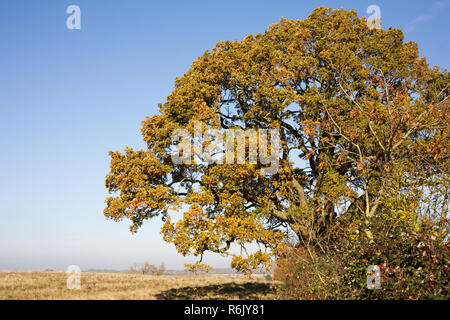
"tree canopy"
104,7,449,273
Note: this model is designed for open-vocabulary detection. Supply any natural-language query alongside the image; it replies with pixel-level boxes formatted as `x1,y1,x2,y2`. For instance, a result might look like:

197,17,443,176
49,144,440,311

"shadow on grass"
155,281,275,300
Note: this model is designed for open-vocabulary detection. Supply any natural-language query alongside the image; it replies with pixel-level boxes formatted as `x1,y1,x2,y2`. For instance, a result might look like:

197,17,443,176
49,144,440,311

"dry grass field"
0,271,276,300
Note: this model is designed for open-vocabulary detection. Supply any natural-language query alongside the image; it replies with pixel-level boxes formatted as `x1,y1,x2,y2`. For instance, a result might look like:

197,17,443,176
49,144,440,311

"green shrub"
275,215,449,299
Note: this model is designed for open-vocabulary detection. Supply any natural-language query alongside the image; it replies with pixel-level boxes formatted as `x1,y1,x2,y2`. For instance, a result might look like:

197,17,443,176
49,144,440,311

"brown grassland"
0,271,276,300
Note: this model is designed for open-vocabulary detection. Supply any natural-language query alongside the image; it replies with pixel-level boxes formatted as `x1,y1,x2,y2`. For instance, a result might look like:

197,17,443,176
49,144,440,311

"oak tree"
104,7,449,273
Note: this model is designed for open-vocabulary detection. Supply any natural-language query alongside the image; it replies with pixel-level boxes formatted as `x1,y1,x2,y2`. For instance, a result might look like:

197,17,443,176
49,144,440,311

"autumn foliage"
104,7,449,280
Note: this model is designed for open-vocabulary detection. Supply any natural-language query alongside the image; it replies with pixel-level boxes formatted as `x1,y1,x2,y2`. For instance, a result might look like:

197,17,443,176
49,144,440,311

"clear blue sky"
0,0,448,271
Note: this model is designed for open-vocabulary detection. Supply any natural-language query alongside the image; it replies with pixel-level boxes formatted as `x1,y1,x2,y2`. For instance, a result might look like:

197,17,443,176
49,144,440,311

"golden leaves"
104,7,449,276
